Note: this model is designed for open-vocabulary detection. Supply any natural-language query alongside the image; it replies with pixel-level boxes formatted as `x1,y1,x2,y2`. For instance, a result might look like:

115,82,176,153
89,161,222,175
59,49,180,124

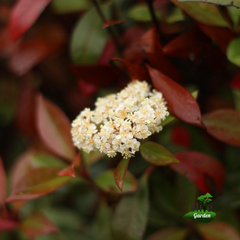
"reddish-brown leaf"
58,154,81,178
98,40,116,65
170,151,225,193
0,157,7,205
114,158,130,191
202,109,240,146
147,227,188,240
0,27,17,57
95,169,138,194
138,28,181,81
15,75,38,141
78,79,99,97
9,39,58,76
6,167,71,202
147,65,203,127
11,149,36,189
197,23,235,53
138,27,161,53
21,212,58,236
163,27,209,58
36,95,76,161
10,0,51,40
112,57,150,81
230,73,240,90
197,222,240,240
102,20,127,29
122,27,145,64
170,125,191,148
71,65,120,86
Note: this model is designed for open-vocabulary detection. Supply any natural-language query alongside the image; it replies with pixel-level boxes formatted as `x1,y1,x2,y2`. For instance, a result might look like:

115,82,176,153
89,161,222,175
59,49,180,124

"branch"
90,0,122,53
145,0,161,40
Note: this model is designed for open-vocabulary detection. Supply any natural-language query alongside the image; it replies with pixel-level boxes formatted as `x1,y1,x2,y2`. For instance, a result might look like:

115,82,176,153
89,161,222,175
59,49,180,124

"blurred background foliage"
0,0,240,239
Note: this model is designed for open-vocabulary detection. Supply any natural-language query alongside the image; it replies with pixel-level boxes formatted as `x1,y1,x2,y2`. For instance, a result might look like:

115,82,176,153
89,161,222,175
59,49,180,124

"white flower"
71,81,169,158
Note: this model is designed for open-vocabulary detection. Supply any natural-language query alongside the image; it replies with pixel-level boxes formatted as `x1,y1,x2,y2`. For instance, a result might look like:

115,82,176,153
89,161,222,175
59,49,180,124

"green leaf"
82,150,105,167
233,89,240,111
176,174,197,214
95,169,138,194
171,0,229,27
32,153,67,168
160,115,175,126
114,158,130,191
70,7,109,64
21,212,58,236
147,227,188,240
11,150,67,190
165,7,185,24
91,201,113,240
140,141,180,166
227,7,240,29
178,0,240,8
6,167,71,202
112,174,149,240
128,4,161,22
149,171,181,218
51,0,91,14
227,38,240,66
192,90,199,99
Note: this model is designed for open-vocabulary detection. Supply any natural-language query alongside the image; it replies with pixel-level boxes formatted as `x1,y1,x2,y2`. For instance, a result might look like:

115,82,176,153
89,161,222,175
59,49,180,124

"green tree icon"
197,193,213,211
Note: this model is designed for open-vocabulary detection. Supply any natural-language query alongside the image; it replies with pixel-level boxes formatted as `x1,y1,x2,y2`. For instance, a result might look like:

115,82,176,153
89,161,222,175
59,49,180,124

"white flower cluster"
71,81,169,158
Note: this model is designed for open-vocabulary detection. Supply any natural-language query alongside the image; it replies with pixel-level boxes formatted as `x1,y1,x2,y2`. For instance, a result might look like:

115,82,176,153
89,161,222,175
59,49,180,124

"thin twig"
91,0,122,53
146,0,161,40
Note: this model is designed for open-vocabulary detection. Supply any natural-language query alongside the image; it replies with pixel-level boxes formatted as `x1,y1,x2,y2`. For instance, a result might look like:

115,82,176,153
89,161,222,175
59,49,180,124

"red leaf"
0,27,17,57
10,0,51,40
170,125,191,148
147,65,203,127
197,221,240,240
36,95,76,161
138,28,181,81
0,219,19,232
0,157,7,205
98,40,116,65
114,158,130,191
197,23,235,53
170,151,225,193
6,167,71,202
102,20,127,29
112,57,150,81
78,79,99,97
58,153,81,178
11,149,35,189
230,73,240,90
15,75,38,141
9,39,58,76
71,65,120,86
122,27,145,64
202,109,240,146
21,212,58,236
163,27,209,58
138,27,161,53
